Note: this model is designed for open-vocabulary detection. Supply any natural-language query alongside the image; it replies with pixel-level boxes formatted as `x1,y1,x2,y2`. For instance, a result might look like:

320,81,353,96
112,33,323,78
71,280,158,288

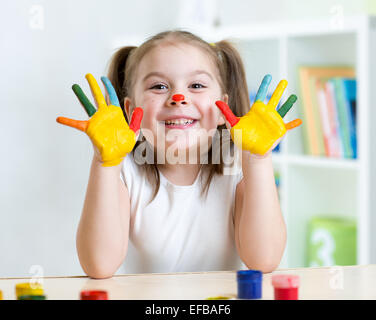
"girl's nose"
170,94,187,105
172,94,185,101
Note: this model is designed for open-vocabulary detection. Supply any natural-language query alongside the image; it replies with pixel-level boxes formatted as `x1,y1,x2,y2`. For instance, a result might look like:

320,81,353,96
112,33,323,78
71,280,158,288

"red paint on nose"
172,94,185,102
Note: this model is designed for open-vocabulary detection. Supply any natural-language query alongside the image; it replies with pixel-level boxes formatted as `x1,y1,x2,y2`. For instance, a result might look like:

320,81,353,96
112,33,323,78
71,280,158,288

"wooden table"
1,265,375,300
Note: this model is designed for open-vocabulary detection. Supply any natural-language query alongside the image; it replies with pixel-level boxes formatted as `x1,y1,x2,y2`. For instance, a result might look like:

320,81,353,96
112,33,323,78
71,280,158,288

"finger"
85,73,106,109
254,74,272,103
72,84,96,117
215,101,239,127
129,107,143,134
101,76,120,107
268,79,288,110
285,118,302,130
277,94,297,118
56,116,89,132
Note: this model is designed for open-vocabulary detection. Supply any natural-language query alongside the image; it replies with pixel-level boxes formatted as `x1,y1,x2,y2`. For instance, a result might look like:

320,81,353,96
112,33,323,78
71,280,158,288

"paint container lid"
80,290,108,300
272,274,300,288
237,270,262,281
15,283,44,299
18,295,46,300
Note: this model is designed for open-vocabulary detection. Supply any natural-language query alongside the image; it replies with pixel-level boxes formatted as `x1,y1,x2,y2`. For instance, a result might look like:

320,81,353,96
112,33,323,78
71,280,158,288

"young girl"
57,30,301,278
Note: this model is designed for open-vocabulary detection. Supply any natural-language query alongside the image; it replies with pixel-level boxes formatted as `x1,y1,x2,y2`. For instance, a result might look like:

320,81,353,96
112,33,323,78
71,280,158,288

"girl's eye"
150,84,168,90
150,83,206,90
191,83,205,89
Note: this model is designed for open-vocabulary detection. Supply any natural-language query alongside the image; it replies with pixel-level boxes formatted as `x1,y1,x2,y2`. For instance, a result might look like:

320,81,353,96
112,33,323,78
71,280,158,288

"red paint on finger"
215,101,239,127
129,107,143,133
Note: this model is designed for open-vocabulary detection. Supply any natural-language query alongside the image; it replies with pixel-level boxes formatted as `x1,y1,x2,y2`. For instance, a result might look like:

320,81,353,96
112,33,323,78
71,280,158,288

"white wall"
0,0,180,277
218,0,375,24
0,0,373,277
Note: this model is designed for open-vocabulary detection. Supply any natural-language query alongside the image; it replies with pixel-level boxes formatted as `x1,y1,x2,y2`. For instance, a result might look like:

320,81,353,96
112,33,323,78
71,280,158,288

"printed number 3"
310,228,335,267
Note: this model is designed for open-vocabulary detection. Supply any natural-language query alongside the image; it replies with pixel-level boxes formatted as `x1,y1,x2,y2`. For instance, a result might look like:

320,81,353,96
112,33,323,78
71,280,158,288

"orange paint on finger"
285,118,302,130
56,117,89,132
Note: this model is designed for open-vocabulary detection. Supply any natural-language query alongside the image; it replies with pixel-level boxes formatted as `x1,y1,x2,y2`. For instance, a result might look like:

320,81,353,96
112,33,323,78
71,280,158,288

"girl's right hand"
56,74,143,167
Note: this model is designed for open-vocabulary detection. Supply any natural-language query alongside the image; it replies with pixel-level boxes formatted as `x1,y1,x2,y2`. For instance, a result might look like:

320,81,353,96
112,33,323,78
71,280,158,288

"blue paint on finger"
254,74,272,103
101,76,120,107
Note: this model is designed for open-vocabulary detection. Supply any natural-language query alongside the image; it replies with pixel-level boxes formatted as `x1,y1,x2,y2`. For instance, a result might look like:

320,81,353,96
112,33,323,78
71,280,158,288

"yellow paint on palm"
86,104,137,167
230,101,286,155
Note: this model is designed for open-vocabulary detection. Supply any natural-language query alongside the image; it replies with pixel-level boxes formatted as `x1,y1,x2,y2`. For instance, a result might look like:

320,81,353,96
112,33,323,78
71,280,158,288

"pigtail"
202,40,249,198
107,46,137,121
214,41,250,117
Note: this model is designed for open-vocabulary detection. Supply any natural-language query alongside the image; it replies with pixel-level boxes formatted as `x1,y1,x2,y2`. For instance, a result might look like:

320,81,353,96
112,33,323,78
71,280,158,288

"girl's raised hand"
215,74,302,156
56,74,143,167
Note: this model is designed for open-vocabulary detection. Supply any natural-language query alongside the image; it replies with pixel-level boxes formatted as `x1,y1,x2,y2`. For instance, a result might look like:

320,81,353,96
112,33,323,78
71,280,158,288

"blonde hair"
107,30,250,204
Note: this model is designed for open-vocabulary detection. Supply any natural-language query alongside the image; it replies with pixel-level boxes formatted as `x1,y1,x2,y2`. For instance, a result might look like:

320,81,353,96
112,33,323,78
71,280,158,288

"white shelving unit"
114,15,376,269
202,15,376,268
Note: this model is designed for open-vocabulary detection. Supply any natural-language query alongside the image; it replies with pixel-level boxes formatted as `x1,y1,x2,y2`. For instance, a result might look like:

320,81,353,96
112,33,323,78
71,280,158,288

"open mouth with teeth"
163,119,198,129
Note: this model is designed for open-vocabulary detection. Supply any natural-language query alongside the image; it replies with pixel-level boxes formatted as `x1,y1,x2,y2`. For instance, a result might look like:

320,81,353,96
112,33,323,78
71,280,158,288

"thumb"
215,101,239,127
129,107,143,135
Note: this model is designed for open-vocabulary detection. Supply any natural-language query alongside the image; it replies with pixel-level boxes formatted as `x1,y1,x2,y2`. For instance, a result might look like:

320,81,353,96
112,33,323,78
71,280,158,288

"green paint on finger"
72,84,96,117
278,94,297,118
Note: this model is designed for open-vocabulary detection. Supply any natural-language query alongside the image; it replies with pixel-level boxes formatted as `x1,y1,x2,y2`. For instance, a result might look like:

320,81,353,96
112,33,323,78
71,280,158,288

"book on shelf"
298,66,357,159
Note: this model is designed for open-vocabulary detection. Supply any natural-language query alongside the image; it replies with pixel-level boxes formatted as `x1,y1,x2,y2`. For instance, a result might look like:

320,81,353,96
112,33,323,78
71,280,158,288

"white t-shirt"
118,147,245,274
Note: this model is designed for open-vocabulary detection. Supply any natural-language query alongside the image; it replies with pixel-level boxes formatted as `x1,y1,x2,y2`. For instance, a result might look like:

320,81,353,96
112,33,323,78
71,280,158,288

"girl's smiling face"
124,42,228,163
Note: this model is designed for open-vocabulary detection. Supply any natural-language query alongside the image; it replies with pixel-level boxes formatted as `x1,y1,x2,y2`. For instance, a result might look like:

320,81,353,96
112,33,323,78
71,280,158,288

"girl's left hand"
215,75,302,157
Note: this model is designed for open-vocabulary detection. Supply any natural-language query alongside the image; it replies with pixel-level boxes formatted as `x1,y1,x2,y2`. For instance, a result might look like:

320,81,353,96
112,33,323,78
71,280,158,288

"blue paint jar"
236,270,262,299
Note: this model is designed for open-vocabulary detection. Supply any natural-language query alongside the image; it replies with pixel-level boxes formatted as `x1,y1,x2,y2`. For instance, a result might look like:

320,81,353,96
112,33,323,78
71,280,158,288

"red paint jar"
80,290,108,300
271,274,300,300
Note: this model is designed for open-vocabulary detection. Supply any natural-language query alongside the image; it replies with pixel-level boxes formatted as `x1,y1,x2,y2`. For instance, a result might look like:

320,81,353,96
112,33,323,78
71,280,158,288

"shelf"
205,15,369,41
215,15,376,268
272,153,359,170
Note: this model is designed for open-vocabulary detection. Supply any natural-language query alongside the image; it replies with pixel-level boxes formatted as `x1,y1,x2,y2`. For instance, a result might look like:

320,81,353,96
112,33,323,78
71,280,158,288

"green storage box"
306,216,357,267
